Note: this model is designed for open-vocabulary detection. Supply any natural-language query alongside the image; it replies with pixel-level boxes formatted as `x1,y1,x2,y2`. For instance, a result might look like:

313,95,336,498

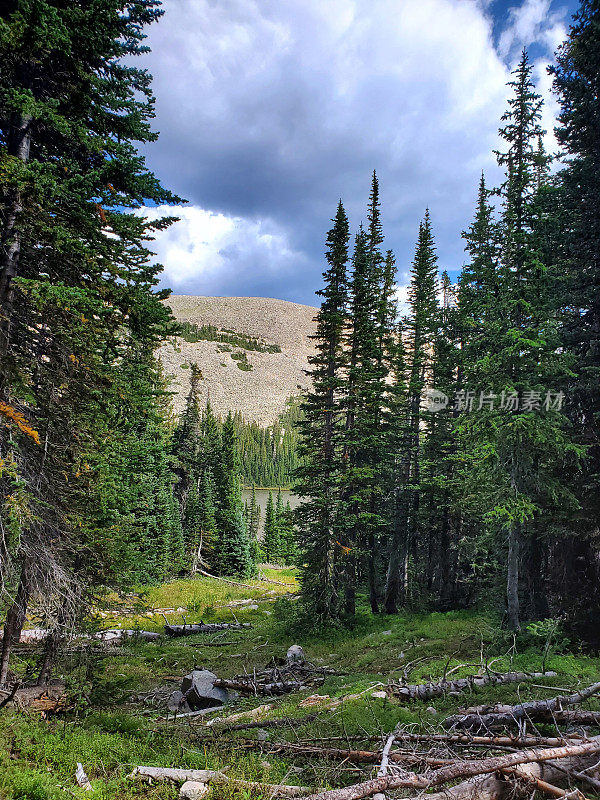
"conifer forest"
2,2,600,799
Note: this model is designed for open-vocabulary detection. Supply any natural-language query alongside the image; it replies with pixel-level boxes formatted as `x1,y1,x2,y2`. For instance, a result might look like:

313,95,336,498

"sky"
138,0,579,307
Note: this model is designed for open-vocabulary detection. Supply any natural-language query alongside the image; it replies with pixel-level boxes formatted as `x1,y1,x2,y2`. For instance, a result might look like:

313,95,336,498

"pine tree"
549,1,600,643
173,364,203,563
244,485,262,564
0,0,181,681
384,212,439,611
457,53,577,630
295,201,350,619
215,412,253,577
263,491,280,564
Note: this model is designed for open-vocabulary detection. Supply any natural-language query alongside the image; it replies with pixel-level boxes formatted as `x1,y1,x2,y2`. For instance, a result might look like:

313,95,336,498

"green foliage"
235,398,303,488
231,350,253,371
179,322,281,353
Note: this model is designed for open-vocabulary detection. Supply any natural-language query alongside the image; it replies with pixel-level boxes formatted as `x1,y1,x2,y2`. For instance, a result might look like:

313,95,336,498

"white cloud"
141,205,310,294
139,0,569,302
498,0,567,60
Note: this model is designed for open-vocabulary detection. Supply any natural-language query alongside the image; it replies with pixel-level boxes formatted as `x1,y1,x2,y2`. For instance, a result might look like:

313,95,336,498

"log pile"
215,679,600,799
213,659,336,696
389,670,557,701
128,677,600,800
163,621,252,637
444,681,600,732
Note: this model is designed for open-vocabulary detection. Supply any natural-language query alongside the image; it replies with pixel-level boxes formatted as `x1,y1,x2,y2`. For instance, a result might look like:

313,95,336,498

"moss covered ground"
1,570,599,800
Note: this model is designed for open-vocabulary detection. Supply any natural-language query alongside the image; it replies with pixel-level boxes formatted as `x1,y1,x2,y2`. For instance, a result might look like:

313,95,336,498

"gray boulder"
167,690,192,714
179,781,209,799
286,644,305,664
181,669,231,710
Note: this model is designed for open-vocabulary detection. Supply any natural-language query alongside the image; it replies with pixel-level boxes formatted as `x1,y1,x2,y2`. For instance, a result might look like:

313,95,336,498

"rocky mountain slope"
160,296,318,426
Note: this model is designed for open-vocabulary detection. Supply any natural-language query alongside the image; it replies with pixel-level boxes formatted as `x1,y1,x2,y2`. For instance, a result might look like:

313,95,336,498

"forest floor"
2,570,600,800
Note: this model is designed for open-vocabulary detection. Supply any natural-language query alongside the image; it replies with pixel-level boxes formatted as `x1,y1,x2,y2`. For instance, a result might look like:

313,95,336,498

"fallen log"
502,766,586,800
95,629,161,642
412,747,600,800
198,569,261,591
1,627,161,645
444,681,600,731
163,621,251,637
237,740,453,767
373,730,397,800
300,739,600,800
389,670,557,702
129,767,228,783
129,765,311,797
207,712,319,732
214,677,307,696
395,732,583,748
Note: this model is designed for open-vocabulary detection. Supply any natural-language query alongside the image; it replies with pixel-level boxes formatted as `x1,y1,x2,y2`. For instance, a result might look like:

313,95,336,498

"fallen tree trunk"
214,678,305,695
444,681,600,731
207,712,319,732
129,767,227,783
164,622,251,637
2,628,161,644
237,740,453,767
390,671,556,702
129,766,311,797
198,569,261,591
410,750,600,800
301,739,600,800
394,732,584,748
502,766,586,800
95,629,161,642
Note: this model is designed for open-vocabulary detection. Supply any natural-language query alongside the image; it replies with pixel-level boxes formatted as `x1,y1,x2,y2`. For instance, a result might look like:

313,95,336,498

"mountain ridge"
159,295,318,426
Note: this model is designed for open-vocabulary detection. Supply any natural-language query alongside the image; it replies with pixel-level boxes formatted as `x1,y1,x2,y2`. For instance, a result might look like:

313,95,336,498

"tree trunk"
528,529,549,619
0,559,31,685
437,506,451,608
506,520,520,631
367,528,378,614
0,113,32,363
36,628,62,686
384,525,401,614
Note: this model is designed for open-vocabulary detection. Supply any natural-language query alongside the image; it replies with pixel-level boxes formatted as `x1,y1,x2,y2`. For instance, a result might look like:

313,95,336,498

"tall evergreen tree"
295,201,350,620
0,0,180,681
384,212,439,611
215,412,253,577
457,53,577,630
550,1,600,643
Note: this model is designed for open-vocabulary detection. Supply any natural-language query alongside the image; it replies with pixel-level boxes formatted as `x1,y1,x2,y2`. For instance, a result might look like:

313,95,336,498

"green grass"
3,572,600,800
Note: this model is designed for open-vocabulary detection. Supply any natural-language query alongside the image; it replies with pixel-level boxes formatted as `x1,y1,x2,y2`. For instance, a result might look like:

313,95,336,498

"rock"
246,604,259,610
371,691,387,699
426,706,438,716
167,690,192,714
260,761,272,771
181,669,232,710
257,728,269,741
179,781,209,799
286,644,305,664
299,694,330,707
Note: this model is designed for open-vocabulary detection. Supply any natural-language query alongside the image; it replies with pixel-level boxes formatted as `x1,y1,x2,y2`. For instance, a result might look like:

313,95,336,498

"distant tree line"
234,399,302,488
179,321,282,353
296,22,600,647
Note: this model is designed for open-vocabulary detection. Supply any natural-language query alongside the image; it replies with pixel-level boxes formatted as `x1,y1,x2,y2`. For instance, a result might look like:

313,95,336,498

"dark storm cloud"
139,0,572,305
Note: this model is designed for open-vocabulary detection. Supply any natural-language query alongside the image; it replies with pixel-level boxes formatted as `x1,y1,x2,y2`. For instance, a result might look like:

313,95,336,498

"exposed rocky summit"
160,295,318,426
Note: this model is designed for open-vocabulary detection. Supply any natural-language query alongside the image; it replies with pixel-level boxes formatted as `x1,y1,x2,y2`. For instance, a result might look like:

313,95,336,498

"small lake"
241,487,300,538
